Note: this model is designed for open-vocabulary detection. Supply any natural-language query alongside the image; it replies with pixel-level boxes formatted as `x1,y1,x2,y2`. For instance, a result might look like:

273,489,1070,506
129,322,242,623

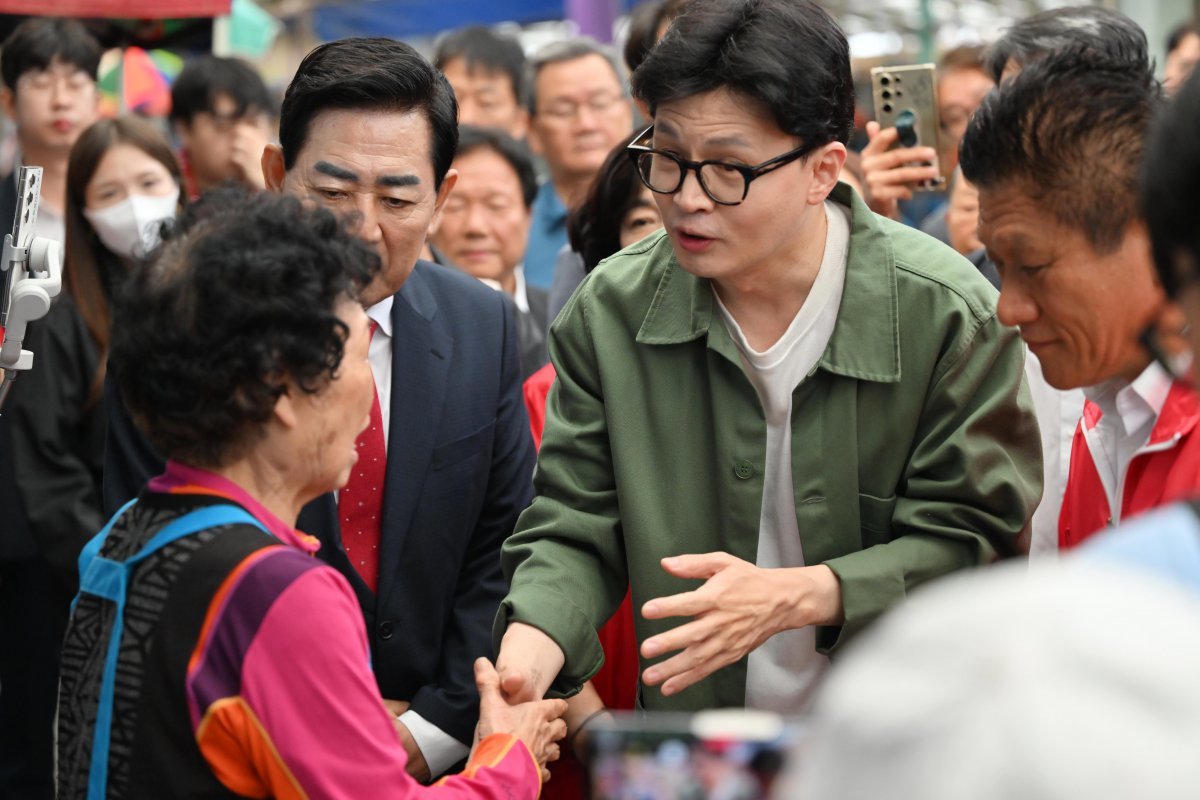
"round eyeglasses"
624,125,818,206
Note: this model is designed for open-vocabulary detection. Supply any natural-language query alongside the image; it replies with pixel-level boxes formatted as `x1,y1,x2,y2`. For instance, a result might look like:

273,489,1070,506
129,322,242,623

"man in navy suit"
102,38,535,781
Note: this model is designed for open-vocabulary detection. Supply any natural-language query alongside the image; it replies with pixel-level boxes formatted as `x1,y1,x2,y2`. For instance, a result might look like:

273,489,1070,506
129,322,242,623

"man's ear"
428,168,459,234
262,143,287,192
807,142,848,206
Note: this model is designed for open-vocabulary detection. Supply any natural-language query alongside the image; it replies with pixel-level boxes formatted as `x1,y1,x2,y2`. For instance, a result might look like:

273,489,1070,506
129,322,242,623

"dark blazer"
102,259,536,745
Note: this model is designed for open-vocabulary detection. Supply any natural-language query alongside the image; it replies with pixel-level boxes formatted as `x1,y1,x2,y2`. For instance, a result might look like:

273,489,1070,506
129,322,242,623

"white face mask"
83,187,180,259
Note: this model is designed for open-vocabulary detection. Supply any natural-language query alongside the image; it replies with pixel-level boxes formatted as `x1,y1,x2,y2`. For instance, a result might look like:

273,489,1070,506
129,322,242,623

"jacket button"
733,460,754,480
379,620,394,640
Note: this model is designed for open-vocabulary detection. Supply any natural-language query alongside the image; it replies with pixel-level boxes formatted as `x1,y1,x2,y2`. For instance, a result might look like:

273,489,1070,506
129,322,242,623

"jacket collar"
397,259,439,324
635,182,901,383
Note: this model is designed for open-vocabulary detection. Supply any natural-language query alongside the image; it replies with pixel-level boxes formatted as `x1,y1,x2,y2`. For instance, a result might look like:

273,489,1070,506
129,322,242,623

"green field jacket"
496,184,1043,711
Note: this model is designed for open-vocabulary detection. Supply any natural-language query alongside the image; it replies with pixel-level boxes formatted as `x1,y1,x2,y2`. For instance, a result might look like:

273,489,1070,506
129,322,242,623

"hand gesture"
639,553,842,697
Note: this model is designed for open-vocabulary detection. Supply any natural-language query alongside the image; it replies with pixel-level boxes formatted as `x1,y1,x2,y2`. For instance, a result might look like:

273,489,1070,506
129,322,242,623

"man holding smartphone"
860,47,992,226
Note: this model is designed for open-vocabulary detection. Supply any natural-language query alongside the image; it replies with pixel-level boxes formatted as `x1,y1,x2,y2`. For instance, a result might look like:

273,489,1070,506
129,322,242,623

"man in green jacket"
495,0,1042,715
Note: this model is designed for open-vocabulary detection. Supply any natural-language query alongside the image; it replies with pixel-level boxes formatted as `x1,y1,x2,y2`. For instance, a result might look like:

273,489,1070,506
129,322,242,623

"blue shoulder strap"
76,502,267,800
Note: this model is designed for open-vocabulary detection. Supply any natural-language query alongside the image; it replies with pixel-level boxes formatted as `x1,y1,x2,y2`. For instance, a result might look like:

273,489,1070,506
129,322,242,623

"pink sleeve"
199,560,542,799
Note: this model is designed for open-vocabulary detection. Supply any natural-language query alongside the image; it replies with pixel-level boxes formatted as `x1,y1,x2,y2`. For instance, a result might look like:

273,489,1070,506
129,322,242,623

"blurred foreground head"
789,562,1200,800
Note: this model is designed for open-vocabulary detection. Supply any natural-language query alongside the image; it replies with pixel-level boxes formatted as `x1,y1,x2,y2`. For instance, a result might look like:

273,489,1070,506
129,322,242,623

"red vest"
1059,380,1200,549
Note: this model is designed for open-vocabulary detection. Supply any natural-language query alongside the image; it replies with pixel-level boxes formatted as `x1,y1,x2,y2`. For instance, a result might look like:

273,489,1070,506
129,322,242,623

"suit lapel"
377,263,453,604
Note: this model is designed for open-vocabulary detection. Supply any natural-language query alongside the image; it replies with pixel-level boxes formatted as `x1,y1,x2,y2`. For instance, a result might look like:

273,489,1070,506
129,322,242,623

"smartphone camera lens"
882,103,893,113
880,75,890,86
881,90,891,99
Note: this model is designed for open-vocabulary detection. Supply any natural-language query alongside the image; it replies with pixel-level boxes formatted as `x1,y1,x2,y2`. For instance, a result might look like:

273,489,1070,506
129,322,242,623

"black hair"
982,6,1150,84
1,17,101,91
1167,20,1200,55
960,48,1161,254
111,187,379,468
279,37,458,188
623,0,689,73
169,55,274,125
631,0,854,147
568,133,648,272
455,124,537,208
433,26,527,108
1143,69,1200,298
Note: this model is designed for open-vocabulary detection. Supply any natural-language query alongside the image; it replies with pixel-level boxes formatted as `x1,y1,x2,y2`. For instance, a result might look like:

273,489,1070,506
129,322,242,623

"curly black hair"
110,187,380,468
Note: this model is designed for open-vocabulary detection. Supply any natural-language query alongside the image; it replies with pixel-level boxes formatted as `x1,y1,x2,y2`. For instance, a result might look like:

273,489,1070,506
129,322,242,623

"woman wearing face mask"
3,116,183,634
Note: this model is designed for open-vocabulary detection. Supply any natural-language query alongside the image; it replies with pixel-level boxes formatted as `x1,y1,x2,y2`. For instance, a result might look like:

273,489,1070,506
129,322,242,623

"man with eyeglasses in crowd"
494,0,1041,717
522,39,633,290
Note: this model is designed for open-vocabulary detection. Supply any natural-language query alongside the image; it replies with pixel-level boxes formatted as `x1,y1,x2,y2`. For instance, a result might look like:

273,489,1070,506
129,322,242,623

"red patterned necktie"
339,321,384,592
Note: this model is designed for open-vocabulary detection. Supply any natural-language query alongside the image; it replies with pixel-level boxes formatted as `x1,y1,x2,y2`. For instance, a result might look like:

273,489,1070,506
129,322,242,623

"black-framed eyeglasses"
625,125,818,206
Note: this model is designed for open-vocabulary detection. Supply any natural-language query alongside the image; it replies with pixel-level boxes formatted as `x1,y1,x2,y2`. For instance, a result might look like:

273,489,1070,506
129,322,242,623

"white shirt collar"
367,295,393,338
1084,360,1173,436
511,265,529,313
472,267,529,313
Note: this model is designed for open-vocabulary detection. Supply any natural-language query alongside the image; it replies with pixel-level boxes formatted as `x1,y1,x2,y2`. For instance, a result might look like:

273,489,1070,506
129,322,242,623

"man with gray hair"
523,38,633,289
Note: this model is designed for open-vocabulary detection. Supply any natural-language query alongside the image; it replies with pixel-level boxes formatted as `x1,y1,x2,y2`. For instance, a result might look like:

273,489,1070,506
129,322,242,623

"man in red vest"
963,48,1199,550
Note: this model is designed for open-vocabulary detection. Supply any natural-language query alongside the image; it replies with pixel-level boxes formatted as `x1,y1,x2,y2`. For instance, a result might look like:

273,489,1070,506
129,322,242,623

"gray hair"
525,37,628,115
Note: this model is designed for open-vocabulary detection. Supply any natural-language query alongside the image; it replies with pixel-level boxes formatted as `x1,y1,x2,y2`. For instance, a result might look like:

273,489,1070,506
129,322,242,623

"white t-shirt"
714,199,851,712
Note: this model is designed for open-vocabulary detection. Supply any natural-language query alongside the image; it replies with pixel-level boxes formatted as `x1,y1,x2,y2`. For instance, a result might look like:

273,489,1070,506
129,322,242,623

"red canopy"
0,0,229,18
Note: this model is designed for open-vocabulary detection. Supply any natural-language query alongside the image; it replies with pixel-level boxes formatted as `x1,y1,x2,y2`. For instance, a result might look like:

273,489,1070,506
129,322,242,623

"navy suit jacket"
102,259,536,745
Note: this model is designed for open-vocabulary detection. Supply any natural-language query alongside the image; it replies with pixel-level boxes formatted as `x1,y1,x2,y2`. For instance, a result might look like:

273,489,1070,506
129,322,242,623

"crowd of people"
3,0,1200,797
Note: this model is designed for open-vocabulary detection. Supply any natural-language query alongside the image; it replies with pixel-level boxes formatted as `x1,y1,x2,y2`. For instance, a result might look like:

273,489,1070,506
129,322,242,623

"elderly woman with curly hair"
55,189,565,800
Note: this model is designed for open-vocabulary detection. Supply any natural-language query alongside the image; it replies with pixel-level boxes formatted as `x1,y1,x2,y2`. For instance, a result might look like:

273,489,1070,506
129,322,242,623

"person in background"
1,116,181,799
859,45,992,229
497,0,1039,719
961,49,1195,552
0,19,101,796
546,3,685,320
434,26,528,139
983,5,1149,83
103,37,537,782
0,17,100,241
623,0,689,100
56,188,565,799
431,125,549,378
169,55,273,198
1165,20,1200,95
523,38,633,290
